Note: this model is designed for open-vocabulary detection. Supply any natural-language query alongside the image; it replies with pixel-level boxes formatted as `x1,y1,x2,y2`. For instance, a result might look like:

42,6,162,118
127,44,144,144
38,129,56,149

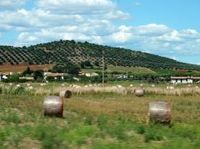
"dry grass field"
0,83,200,149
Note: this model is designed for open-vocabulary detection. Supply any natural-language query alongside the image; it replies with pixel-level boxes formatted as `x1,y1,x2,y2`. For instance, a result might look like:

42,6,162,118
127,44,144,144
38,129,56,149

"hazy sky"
0,0,200,64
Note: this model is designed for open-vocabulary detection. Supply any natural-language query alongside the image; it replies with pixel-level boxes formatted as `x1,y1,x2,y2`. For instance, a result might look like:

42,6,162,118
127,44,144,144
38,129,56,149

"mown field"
1,83,200,149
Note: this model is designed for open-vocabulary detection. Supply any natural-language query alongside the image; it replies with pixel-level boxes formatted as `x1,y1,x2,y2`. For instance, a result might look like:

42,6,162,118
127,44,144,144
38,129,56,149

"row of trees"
51,62,80,75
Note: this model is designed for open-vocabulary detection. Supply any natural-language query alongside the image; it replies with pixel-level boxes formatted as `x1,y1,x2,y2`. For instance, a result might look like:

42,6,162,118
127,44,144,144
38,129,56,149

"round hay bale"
134,88,145,97
43,96,63,117
59,90,72,98
149,101,171,124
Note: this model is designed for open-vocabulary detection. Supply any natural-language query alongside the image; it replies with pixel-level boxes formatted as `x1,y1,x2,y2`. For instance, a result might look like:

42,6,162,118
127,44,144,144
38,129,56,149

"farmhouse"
19,76,34,81
44,72,65,80
80,72,99,77
171,76,200,84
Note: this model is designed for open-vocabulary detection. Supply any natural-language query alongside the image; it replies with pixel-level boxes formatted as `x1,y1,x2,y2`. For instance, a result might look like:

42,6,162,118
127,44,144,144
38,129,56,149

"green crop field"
0,83,200,149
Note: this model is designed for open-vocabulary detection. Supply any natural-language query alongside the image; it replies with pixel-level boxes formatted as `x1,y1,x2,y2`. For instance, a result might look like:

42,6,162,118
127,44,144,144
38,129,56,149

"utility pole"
102,50,105,87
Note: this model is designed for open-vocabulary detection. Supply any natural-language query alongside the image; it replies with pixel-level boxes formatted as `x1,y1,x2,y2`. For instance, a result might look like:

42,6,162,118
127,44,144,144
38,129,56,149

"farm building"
44,72,66,80
171,76,200,84
19,77,34,81
80,72,99,77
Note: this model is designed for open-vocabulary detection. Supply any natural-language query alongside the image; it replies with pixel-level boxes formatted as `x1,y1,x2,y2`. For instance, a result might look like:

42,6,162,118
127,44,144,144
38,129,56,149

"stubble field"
0,83,200,149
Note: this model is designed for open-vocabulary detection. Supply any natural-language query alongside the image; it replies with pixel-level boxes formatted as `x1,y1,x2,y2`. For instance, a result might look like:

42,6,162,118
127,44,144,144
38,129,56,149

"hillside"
0,40,200,70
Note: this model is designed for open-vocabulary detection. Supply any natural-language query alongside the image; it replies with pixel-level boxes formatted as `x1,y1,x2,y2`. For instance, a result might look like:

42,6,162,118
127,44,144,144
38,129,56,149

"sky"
0,0,200,64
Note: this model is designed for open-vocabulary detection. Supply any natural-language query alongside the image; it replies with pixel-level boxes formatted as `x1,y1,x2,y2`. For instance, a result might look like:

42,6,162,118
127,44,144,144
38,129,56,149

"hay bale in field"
43,96,64,117
169,86,174,90
40,83,46,86
16,84,21,87
59,90,72,98
149,101,171,124
134,88,145,97
28,86,33,90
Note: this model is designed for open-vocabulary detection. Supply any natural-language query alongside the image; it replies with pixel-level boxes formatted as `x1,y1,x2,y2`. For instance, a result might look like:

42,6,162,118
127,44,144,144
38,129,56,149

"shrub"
5,74,20,83
52,63,80,75
33,70,43,81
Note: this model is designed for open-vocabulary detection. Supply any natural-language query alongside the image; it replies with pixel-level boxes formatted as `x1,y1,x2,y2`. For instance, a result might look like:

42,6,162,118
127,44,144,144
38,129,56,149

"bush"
52,63,80,75
80,61,93,69
33,70,43,81
5,74,20,83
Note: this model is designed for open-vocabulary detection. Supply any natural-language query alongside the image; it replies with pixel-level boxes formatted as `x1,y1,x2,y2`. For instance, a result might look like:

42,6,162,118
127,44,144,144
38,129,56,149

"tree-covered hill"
0,40,200,70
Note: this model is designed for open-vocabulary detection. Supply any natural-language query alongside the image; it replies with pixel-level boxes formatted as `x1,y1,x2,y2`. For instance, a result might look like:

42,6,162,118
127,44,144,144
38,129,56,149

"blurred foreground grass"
1,93,200,149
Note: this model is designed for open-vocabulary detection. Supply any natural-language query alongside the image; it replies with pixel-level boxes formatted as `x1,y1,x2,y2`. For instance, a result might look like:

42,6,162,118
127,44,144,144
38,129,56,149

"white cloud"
111,25,133,42
37,0,129,19
38,0,115,13
16,20,115,45
0,0,26,10
182,29,198,35
156,30,183,42
0,0,128,32
108,24,200,57
134,24,171,36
